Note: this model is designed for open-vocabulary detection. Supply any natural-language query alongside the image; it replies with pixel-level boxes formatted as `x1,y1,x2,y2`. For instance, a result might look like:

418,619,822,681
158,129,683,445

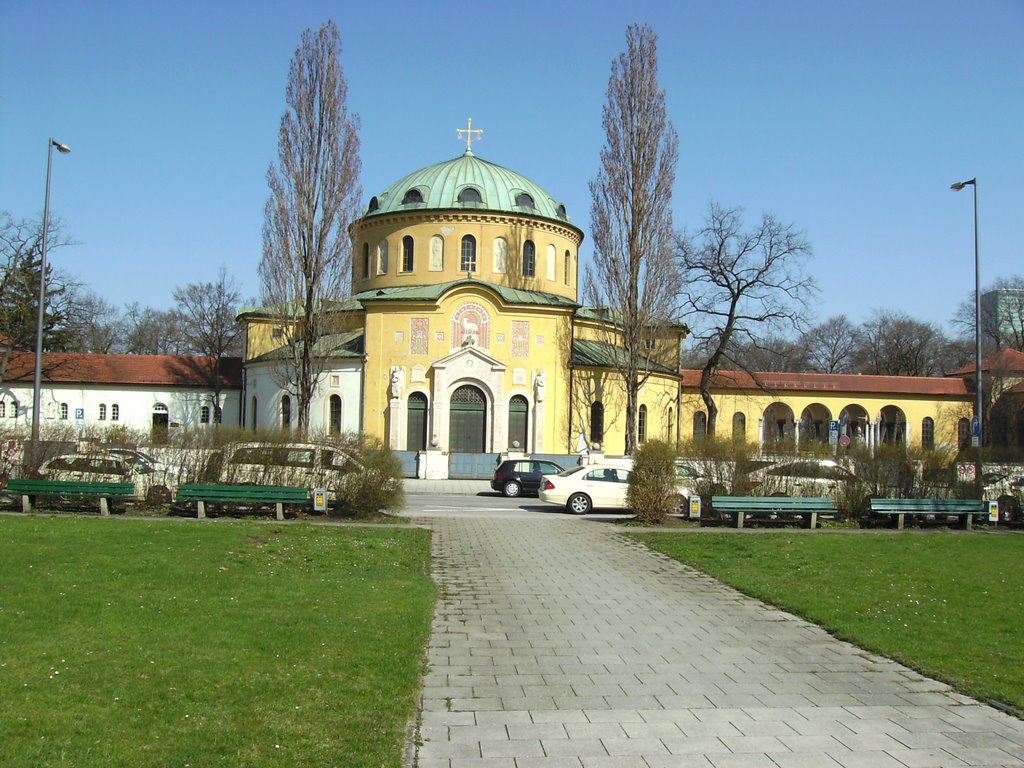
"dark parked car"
491,459,565,497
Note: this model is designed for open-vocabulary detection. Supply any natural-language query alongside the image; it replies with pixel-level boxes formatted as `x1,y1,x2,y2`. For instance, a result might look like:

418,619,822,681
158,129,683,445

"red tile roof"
680,368,970,397
948,348,1024,377
2,352,242,388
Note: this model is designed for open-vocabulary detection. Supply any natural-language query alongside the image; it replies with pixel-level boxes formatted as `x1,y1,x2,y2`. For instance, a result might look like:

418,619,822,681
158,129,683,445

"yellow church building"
239,141,1004,477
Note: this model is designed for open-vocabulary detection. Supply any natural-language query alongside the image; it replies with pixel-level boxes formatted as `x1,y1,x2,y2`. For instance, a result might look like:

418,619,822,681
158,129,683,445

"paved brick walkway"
410,516,1024,768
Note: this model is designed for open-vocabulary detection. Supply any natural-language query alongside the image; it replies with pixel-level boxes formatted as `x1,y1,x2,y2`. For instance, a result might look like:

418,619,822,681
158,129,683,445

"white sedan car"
539,464,633,514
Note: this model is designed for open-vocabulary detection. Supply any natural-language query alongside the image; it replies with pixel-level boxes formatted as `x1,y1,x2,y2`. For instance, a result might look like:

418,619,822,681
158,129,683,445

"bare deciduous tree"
853,309,949,376
586,22,679,455
677,202,815,436
800,315,859,374
173,267,244,424
259,19,361,433
67,291,125,353
953,276,1024,353
123,302,186,355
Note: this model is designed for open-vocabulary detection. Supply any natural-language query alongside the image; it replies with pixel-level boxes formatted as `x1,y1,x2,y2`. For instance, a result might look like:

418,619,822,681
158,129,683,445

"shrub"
678,437,759,497
627,439,678,525
333,434,405,516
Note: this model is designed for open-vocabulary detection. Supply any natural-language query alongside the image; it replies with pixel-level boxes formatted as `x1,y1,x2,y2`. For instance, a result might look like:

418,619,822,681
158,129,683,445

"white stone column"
389,398,403,450
533,402,546,453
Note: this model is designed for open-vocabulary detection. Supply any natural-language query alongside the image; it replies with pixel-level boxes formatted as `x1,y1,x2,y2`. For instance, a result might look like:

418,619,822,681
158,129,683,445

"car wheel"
567,493,592,515
503,480,522,498
145,485,172,506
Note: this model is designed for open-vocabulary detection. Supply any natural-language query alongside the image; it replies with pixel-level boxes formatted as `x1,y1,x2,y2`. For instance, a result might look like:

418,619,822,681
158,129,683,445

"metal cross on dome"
456,117,483,151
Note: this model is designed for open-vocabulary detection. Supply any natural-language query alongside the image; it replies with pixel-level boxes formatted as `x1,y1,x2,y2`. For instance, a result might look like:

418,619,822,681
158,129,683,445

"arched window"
922,417,935,449
251,396,258,430
99,403,107,421
367,196,379,212
958,417,970,450
508,395,528,450
693,411,707,440
564,250,571,285
407,392,428,451
329,395,342,434
362,242,370,278
638,404,647,444
556,204,567,220
590,401,604,444
377,240,388,274
60,403,68,420
666,406,674,441
458,186,482,204
111,404,119,421
515,192,535,210
401,236,414,272
201,405,210,424
460,235,476,272
401,188,423,205
0,402,4,418
733,412,746,442
522,240,535,277
281,395,291,429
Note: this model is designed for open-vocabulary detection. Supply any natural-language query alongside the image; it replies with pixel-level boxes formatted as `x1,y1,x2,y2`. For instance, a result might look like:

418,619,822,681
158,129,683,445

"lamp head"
51,140,71,154
950,178,975,191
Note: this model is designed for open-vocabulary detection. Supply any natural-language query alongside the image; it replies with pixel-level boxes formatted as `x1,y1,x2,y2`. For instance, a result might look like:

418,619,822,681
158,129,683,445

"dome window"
457,186,482,205
367,196,380,213
556,204,567,220
401,189,424,205
515,193,535,210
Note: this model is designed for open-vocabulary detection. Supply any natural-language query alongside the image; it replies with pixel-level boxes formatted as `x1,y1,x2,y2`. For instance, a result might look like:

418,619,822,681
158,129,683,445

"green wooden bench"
710,496,835,529
7,478,136,516
176,483,309,520
869,498,987,530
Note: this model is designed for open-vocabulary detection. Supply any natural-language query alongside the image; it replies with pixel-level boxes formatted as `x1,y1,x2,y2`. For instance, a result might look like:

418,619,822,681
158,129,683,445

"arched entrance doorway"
800,403,832,447
880,405,907,445
152,403,169,444
450,385,486,452
762,402,795,445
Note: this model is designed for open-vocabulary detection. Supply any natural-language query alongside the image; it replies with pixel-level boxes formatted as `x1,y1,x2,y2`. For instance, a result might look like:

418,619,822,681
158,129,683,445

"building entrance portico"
429,346,507,453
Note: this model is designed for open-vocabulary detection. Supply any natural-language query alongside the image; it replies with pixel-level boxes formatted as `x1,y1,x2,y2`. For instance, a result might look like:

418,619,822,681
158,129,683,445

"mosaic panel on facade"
410,318,429,355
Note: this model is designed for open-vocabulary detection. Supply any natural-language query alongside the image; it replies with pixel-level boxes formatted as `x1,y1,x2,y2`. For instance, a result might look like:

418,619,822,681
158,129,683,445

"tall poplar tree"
259,20,361,432
587,23,679,455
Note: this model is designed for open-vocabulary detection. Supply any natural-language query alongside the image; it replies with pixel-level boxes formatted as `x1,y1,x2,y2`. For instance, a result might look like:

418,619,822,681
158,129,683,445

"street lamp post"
31,138,71,451
950,177,981,495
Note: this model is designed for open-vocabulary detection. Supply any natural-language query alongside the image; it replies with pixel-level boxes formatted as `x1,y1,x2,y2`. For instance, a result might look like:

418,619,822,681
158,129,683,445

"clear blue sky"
2,0,1021,333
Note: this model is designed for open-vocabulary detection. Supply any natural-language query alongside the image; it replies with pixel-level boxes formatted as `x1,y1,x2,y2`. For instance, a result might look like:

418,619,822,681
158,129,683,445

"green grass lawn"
0,515,435,768
627,530,1024,715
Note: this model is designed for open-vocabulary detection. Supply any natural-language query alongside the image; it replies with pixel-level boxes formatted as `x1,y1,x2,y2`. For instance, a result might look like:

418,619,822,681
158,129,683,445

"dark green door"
450,385,486,453
407,392,428,450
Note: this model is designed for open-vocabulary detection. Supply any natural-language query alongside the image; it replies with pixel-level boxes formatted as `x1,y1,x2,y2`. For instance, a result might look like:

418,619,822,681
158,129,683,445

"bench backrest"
711,496,835,511
176,484,309,503
870,498,986,514
7,478,136,496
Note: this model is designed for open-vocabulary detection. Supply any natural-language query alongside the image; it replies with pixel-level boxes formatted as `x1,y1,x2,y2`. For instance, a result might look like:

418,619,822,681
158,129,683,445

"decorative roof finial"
456,117,483,155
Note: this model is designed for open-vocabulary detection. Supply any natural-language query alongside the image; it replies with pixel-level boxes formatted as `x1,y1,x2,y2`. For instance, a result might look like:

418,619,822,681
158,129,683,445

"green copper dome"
363,150,571,224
